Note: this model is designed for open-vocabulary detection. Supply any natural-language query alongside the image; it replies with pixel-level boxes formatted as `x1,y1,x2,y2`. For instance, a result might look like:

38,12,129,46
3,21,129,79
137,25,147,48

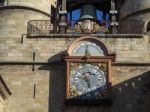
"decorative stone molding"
0,96,3,112
0,96,3,104
0,75,11,101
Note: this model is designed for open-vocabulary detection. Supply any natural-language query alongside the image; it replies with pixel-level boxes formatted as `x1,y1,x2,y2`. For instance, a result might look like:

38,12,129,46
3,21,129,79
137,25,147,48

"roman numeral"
74,78,79,83
91,87,96,90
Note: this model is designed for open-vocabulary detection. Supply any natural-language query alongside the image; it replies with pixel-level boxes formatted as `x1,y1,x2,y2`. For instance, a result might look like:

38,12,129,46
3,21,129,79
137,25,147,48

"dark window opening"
51,5,56,23
0,0,5,6
147,22,150,32
115,0,125,19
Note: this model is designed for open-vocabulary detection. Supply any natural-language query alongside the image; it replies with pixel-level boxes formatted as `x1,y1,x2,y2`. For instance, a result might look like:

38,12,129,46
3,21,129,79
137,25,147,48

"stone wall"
0,97,3,112
119,0,150,19
117,0,150,34
0,16,150,112
118,12,150,34
1,65,50,112
2,0,56,15
0,9,50,37
0,1,150,112
0,75,11,112
0,35,149,62
0,65,150,112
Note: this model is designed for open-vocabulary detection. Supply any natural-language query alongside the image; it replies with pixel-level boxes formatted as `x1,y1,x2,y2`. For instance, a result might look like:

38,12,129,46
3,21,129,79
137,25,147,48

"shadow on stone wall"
111,70,150,112
39,54,150,112
64,71,150,112
39,52,66,112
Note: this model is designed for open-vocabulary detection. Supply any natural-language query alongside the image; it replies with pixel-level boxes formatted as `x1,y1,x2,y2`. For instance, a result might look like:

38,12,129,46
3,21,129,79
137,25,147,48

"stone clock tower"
0,0,150,112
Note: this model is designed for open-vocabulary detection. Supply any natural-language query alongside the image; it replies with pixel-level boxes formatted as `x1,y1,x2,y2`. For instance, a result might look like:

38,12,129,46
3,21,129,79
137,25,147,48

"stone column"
59,0,67,33
110,0,118,34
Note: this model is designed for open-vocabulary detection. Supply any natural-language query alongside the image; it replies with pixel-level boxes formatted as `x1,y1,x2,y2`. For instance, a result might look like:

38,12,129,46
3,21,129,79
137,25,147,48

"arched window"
147,21,150,32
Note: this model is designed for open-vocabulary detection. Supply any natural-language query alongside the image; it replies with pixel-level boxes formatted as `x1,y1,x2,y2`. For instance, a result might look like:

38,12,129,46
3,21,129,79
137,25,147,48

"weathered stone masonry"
0,35,150,112
0,0,150,112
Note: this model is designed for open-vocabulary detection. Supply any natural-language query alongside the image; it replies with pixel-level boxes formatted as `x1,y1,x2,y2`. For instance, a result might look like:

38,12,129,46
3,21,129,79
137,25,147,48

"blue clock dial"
70,63,106,98
72,42,104,56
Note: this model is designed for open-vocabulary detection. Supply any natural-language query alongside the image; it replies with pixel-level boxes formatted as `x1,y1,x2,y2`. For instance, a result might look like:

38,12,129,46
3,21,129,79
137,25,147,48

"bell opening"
79,4,97,21
66,3,110,34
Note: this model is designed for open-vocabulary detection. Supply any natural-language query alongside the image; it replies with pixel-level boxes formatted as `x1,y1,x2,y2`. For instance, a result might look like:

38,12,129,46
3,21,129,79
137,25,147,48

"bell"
80,4,97,20
75,4,100,33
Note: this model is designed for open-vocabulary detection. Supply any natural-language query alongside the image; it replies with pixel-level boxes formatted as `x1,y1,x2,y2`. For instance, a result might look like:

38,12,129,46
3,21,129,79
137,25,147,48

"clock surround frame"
64,36,116,104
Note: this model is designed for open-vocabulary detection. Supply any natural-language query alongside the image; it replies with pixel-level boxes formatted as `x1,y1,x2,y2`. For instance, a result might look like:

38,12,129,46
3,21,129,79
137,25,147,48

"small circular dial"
70,64,106,96
72,41,104,56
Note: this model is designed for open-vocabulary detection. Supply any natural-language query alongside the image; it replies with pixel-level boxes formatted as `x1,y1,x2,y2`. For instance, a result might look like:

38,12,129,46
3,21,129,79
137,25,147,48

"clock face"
69,63,107,99
72,41,104,56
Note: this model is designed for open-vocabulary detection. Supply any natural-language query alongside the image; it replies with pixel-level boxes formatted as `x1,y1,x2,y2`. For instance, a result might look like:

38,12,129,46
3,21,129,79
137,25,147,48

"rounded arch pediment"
67,36,113,56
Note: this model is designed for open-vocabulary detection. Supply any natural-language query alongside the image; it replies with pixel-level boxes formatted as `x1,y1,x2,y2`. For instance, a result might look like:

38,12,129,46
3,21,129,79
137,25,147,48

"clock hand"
88,72,95,76
87,81,90,88
84,75,91,88
82,72,91,88
84,75,90,82
85,45,91,57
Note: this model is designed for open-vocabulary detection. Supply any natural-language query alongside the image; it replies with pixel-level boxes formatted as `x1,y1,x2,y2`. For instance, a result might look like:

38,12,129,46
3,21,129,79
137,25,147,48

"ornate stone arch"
144,19,150,33
146,21,150,32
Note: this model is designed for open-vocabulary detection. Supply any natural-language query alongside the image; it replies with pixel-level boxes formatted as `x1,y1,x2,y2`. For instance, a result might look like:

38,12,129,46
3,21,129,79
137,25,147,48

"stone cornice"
0,61,149,66
27,33,144,38
0,76,11,100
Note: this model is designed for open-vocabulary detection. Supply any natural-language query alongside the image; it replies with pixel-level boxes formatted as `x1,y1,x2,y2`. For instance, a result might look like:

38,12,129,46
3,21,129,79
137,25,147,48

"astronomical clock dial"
65,37,114,103
68,63,108,99
72,41,104,56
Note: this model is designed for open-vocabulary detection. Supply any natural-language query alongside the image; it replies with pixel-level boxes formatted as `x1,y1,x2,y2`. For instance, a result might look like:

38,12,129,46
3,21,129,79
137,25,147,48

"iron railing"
27,20,145,36
27,20,110,35
27,20,54,35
